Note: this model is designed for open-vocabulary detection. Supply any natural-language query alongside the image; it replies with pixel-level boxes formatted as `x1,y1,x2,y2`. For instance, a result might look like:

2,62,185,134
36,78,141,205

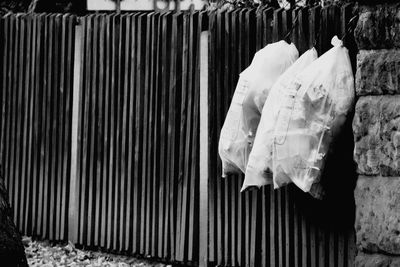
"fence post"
199,30,209,267
68,22,82,244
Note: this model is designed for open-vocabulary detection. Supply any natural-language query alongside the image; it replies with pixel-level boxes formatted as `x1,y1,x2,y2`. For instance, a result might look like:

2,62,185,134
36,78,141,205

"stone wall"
353,2,400,266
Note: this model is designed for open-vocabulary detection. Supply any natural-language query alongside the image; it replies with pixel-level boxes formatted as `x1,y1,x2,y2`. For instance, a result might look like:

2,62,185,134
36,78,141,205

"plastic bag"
242,47,318,191
219,41,299,177
272,36,355,194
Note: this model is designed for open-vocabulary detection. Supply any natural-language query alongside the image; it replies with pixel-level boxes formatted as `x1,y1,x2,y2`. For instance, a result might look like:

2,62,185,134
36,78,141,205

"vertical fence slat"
106,14,115,249
199,26,208,267
0,15,8,188
230,11,239,267
6,15,16,207
23,15,35,236
19,15,30,234
94,14,104,248
165,12,178,260
100,14,110,248
51,14,60,241
122,13,131,252
142,12,152,255
133,13,144,254
223,10,230,265
117,13,128,251
152,12,160,258
169,12,183,261
87,14,97,247
179,10,193,262
68,16,82,244
125,14,135,252
14,15,24,228
43,15,54,239
207,11,216,264
175,11,187,262
36,14,45,237
61,15,74,241
0,16,5,171
57,14,66,241
81,15,92,245
189,11,201,263
113,13,123,251
157,12,165,257
215,10,223,266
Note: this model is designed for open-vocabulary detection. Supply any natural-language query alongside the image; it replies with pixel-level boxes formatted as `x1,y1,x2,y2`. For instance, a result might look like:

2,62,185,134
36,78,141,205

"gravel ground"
23,237,170,267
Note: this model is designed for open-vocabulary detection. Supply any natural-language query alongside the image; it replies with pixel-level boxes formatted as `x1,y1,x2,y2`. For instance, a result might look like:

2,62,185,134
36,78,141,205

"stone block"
355,176,400,255
356,50,400,96
355,252,400,267
355,4,400,49
353,96,400,176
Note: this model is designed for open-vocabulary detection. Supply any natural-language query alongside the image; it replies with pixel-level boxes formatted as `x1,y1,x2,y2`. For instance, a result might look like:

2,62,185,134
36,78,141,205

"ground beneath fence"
23,237,170,267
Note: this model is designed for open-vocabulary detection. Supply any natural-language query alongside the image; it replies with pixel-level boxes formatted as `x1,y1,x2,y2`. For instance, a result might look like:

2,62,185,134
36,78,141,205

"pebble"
24,236,168,267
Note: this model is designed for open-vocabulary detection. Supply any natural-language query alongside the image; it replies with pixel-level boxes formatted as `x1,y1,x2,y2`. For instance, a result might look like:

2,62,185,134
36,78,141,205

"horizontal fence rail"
207,4,357,267
0,5,357,267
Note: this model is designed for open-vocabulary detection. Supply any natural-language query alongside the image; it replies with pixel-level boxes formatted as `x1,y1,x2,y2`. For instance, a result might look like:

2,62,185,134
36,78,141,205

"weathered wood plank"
167,12,183,261
58,14,69,241
223,11,230,265
125,13,135,252
79,15,92,245
68,16,82,244
133,13,145,254
188,11,200,262
137,12,148,254
20,15,31,235
42,15,54,239
55,14,65,240
88,14,98,247
94,14,105,247
141,12,152,255
113,13,123,251
25,15,38,237
106,14,116,249
175,12,188,261
207,11,216,263
0,16,6,169
100,14,111,248
118,14,129,251
2,15,10,198
14,15,25,230
178,10,193,262
151,12,160,258
199,27,208,267
215,10,224,266
49,14,61,241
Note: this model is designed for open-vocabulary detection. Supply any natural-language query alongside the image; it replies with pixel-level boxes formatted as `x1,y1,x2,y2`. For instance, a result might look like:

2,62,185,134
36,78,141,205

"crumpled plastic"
218,40,299,177
242,47,318,192
272,36,355,196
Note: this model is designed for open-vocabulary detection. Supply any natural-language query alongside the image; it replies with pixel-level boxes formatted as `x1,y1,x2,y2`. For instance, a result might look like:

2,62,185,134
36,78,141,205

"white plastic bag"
242,47,318,191
272,36,355,194
219,41,299,177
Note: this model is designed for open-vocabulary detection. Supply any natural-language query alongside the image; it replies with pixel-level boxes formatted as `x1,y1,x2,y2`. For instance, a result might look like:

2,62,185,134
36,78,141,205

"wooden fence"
0,5,357,266
0,14,76,241
70,12,202,263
